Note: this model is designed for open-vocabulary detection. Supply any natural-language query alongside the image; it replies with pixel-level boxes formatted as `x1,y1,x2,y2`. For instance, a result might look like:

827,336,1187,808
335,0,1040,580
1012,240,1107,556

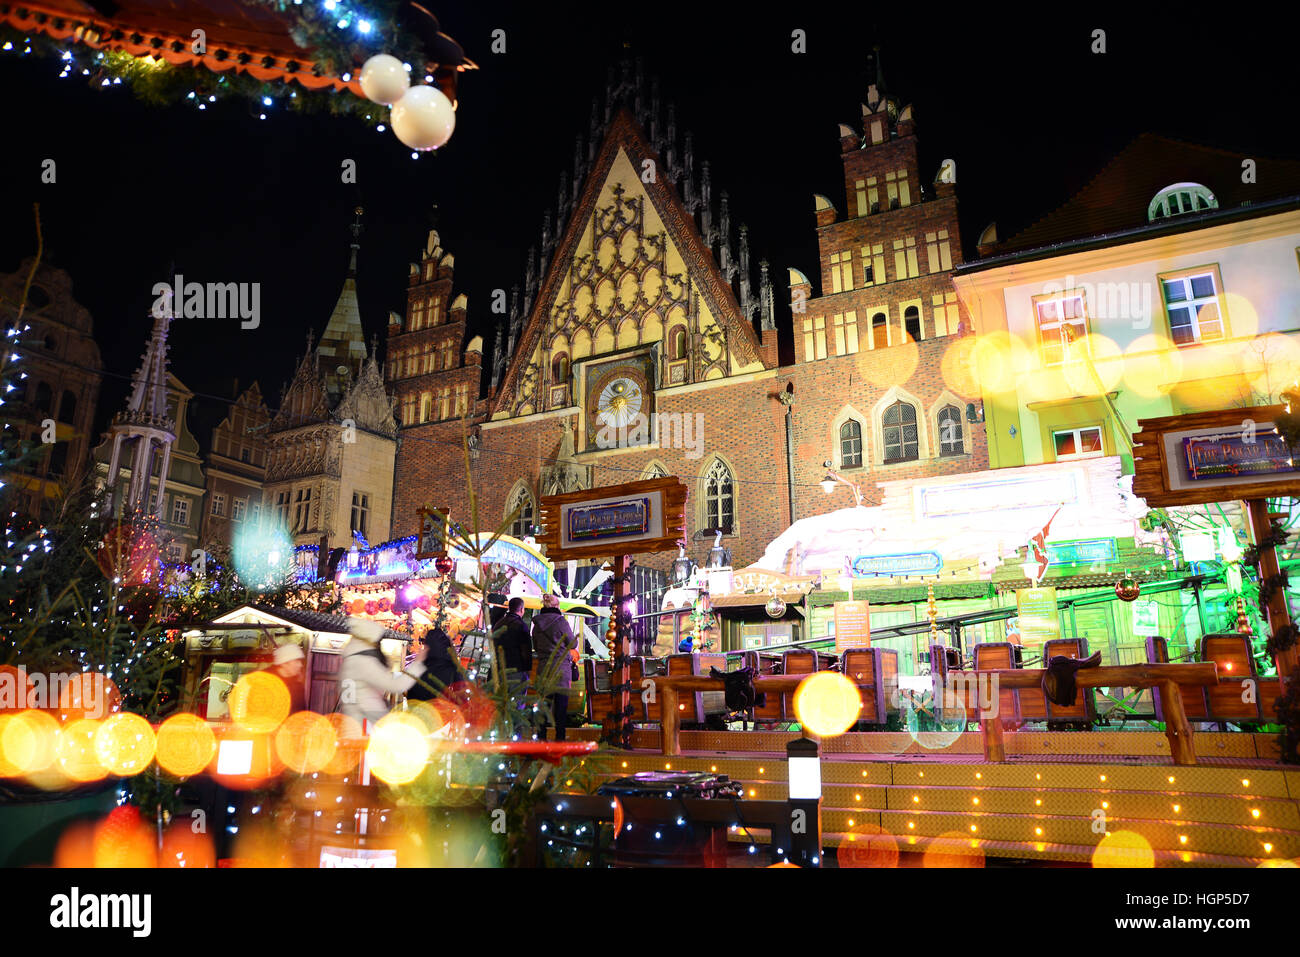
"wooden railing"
646,662,1220,766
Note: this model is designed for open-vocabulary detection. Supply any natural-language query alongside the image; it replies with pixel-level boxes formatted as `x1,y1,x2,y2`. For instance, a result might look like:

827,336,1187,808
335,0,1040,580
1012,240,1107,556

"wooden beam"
1247,498,1297,680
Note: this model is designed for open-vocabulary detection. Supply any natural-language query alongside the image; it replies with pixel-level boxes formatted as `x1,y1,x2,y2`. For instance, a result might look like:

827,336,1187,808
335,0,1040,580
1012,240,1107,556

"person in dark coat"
493,597,534,687
531,594,577,741
269,644,307,714
407,626,459,701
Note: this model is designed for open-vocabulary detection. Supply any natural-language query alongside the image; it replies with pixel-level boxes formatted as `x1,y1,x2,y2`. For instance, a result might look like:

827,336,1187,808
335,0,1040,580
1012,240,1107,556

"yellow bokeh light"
228,670,291,734
156,712,217,777
0,709,58,776
366,712,430,785
858,333,918,388
1061,334,1124,397
1242,332,1300,397
1092,830,1155,868
275,711,338,774
971,332,1033,397
940,336,981,397
94,712,156,777
322,712,365,776
1221,292,1260,339
56,718,107,783
792,672,861,737
1122,333,1184,399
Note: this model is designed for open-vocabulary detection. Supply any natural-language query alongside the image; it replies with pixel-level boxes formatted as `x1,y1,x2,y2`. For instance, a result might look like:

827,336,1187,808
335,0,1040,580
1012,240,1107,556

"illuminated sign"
448,535,552,594
728,568,812,595
833,601,872,652
920,470,1080,519
1046,539,1117,565
1016,587,1060,647
850,551,942,577
567,497,651,542
1183,429,1296,481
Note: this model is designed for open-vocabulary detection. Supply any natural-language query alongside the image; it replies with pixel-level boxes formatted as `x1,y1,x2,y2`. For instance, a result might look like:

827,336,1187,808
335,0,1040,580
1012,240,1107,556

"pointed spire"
739,223,753,317
700,161,713,243
347,205,363,277
759,260,776,332
124,305,174,423
665,104,679,177
573,134,586,199
719,192,735,279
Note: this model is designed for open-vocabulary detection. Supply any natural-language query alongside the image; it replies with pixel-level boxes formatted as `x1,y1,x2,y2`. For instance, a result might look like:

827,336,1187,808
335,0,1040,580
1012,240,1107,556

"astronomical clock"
582,350,657,450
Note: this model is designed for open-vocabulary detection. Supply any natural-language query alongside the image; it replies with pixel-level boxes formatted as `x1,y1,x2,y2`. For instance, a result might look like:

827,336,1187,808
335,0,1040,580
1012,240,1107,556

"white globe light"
359,54,409,106
390,85,455,151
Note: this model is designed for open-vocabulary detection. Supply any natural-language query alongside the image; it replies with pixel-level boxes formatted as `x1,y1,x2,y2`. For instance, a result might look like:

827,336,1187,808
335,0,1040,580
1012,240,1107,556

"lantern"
1114,574,1140,602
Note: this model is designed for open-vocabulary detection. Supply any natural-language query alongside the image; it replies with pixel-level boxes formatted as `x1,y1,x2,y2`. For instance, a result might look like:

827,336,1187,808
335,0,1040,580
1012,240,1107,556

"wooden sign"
1132,405,1300,507
833,600,871,652
415,507,451,560
534,477,687,561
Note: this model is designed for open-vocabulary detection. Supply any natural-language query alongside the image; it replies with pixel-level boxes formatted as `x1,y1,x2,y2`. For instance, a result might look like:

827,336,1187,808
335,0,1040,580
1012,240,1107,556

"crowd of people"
267,591,581,741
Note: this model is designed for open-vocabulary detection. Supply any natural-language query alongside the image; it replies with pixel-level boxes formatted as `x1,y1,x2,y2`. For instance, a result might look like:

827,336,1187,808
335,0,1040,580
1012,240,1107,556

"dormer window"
1148,183,1218,222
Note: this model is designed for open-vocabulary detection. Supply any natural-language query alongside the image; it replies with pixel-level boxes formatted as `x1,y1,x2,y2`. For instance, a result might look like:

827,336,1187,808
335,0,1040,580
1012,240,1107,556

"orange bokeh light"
857,333,919,388
228,670,291,734
55,673,121,723
793,672,862,737
56,718,107,783
0,665,35,714
922,831,986,868
155,712,217,777
1122,333,1185,399
274,710,338,774
837,823,900,868
94,712,157,777
1092,829,1155,868
93,805,157,868
0,709,58,776
160,823,216,868
322,713,365,775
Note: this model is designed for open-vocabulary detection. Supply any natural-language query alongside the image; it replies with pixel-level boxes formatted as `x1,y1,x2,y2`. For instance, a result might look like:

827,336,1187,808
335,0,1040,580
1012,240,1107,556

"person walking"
531,594,577,741
338,617,427,727
268,643,307,714
406,624,459,702
493,596,534,689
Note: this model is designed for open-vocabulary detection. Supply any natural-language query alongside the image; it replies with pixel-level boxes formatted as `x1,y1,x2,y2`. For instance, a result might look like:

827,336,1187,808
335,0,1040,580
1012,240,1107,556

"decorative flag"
1029,507,1062,583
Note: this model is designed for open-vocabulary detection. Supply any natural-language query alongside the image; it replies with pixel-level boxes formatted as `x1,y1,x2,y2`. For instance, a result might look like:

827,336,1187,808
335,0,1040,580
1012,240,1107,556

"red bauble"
1114,576,1141,602
364,601,377,615
97,522,161,587
434,556,454,576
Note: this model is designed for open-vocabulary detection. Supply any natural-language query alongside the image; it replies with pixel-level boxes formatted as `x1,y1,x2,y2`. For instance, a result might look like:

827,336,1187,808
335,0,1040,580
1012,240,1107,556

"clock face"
596,376,644,428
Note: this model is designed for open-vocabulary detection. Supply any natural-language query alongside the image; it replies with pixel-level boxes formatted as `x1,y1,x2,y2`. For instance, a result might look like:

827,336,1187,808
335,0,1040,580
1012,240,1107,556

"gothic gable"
334,354,398,438
271,348,329,431
493,108,767,419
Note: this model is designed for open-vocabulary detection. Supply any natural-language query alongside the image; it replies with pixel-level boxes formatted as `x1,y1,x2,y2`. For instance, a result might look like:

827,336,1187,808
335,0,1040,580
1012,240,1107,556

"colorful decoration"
1113,573,1141,602
434,556,455,576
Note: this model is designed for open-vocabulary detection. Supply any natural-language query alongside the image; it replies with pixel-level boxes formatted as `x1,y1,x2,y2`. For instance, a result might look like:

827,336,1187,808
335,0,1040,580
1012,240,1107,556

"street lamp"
785,736,822,867
819,461,864,507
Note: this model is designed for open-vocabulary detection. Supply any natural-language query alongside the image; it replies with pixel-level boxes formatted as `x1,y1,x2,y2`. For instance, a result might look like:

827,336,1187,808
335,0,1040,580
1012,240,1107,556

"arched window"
872,312,888,349
669,326,688,360
881,401,919,463
702,459,735,535
507,485,536,539
58,391,76,423
904,306,921,343
552,352,570,384
419,392,432,423
937,405,964,456
34,381,53,415
839,419,863,469
643,462,668,479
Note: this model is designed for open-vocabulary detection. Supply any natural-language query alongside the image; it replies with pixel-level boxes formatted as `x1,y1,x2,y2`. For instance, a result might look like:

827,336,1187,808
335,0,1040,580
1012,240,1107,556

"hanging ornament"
434,556,454,577
765,594,787,619
391,84,455,151
1114,573,1140,602
359,53,410,106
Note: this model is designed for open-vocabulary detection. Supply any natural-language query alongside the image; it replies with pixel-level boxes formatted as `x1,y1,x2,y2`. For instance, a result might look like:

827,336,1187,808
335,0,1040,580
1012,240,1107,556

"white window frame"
171,496,190,526
1158,266,1227,346
1053,426,1105,461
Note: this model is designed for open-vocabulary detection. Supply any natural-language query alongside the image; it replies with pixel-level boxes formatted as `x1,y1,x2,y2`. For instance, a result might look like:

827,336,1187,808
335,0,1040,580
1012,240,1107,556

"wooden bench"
840,648,900,728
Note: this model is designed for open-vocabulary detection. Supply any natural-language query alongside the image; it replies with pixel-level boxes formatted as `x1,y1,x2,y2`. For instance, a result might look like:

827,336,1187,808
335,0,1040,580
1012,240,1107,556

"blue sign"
1046,538,1117,565
567,497,651,542
1183,430,1297,481
850,551,943,577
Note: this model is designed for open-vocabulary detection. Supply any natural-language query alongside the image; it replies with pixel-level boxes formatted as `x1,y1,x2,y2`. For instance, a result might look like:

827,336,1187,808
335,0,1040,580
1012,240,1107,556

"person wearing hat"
269,643,307,714
339,617,428,726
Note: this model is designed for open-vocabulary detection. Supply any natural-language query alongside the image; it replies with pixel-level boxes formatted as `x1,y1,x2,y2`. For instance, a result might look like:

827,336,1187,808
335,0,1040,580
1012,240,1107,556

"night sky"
1,5,1296,450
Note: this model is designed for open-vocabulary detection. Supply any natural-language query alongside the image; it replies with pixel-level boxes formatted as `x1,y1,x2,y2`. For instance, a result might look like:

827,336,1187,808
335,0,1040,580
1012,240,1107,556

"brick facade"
389,79,987,575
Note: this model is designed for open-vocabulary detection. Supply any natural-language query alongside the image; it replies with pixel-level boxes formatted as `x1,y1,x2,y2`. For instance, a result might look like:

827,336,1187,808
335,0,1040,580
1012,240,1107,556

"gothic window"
669,326,688,360
839,420,864,469
454,384,469,416
552,352,570,384
702,458,735,535
351,491,370,537
507,485,536,539
938,405,964,456
440,340,456,370
643,462,668,479
881,401,919,463
419,392,432,423
293,487,312,533
904,305,922,343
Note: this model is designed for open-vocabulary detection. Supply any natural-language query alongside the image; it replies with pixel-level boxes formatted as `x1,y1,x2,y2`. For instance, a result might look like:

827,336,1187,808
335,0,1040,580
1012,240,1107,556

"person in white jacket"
338,617,427,727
